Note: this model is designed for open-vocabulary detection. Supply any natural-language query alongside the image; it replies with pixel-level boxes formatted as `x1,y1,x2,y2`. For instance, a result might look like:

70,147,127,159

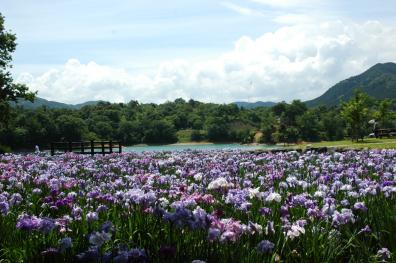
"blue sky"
2,0,396,103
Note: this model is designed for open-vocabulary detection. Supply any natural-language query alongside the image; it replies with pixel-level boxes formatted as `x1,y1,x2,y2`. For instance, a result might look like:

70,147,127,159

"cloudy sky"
2,0,396,104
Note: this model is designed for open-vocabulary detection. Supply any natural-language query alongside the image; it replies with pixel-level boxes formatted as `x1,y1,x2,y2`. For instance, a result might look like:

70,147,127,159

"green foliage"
320,108,345,141
190,130,206,142
374,99,395,128
206,117,230,142
0,13,36,127
1,91,395,149
341,90,371,142
297,111,321,142
142,119,177,144
56,115,87,141
0,144,11,153
260,112,277,144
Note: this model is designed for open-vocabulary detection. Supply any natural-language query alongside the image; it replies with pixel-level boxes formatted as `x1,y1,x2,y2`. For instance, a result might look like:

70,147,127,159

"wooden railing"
50,141,122,156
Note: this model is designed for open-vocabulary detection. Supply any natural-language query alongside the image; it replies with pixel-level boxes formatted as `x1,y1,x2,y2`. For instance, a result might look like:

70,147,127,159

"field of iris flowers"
0,150,395,262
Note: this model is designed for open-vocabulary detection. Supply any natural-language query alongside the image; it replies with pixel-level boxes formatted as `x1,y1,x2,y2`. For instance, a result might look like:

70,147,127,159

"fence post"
91,140,94,156
81,142,84,154
101,141,105,155
109,140,113,153
51,143,55,156
68,141,72,153
118,142,122,153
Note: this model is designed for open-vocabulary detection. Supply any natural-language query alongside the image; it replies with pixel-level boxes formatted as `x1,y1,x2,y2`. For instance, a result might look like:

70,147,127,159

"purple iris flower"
86,211,99,223
59,237,72,253
256,240,275,254
208,228,221,241
259,207,272,216
16,214,41,232
38,217,56,234
353,202,368,212
0,201,9,215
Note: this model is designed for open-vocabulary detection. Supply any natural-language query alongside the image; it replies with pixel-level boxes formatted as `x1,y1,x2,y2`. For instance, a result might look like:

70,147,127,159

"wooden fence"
50,141,122,156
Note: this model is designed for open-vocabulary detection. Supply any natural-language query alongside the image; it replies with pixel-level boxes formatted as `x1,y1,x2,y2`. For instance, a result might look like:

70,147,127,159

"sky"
2,0,396,104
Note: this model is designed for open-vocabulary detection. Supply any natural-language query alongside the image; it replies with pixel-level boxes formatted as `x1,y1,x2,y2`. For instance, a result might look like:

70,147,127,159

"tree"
297,110,321,142
320,110,345,141
341,90,370,142
0,13,36,127
56,115,87,141
374,99,394,128
283,100,307,126
260,111,277,144
118,118,142,144
142,119,177,144
205,117,229,142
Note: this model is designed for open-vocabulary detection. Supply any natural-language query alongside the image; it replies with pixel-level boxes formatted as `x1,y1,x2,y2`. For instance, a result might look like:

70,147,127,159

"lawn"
294,138,396,150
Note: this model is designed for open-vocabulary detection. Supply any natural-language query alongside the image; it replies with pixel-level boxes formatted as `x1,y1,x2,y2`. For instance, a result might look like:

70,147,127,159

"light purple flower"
332,209,355,226
86,211,99,223
89,231,112,247
9,193,23,206
208,228,221,241
353,202,368,212
377,247,391,261
16,214,41,232
358,225,371,235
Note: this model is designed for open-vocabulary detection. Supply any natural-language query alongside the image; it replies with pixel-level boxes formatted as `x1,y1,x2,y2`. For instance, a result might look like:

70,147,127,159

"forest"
1,92,395,151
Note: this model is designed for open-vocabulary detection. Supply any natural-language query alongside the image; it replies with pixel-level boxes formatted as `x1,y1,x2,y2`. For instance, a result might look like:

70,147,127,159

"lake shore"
126,142,276,147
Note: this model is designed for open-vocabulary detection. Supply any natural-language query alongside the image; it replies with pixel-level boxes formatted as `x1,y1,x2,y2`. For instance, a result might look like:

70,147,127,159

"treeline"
0,93,395,150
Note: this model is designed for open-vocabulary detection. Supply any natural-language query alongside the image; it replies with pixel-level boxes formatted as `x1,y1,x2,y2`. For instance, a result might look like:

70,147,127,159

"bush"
0,144,11,154
190,130,206,142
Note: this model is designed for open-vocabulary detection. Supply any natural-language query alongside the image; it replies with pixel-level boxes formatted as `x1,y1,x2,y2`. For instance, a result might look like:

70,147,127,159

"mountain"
12,97,102,109
306,62,396,107
233,101,277,109
12,63,396,110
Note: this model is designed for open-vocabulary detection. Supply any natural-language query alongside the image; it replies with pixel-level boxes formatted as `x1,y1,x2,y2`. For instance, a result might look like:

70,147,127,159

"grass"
292,137,396,150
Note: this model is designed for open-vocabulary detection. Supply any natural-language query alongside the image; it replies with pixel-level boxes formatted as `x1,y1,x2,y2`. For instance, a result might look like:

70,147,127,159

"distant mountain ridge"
233,101,277,109
306,62,396,107
11,62,396,109
12,97,101,109
13,97,278,110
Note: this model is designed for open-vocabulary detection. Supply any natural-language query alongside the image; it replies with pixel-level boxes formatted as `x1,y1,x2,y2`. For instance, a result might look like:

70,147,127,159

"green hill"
12,97,101,109
306,62,396,107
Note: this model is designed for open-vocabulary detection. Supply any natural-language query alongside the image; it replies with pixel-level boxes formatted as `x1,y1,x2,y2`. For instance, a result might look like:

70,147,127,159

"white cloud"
273,14,314,24
17,20,396,104
221,2,265,16
249,0,324,8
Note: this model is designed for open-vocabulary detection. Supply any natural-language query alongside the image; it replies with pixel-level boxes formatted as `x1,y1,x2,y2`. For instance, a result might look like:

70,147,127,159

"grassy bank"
292,138,396,150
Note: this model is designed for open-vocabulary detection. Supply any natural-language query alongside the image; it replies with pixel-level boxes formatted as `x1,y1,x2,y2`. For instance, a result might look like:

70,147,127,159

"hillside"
306,62,396,107
12,97,101,109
